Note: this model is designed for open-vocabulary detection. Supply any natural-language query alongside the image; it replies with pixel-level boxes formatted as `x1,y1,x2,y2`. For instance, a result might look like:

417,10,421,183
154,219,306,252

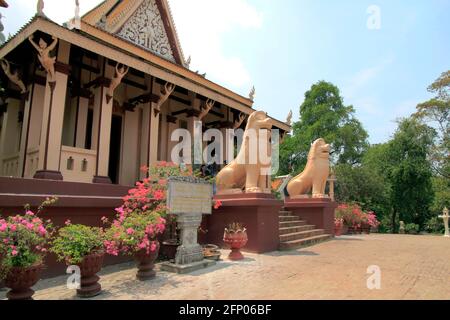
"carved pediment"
116,0,175,62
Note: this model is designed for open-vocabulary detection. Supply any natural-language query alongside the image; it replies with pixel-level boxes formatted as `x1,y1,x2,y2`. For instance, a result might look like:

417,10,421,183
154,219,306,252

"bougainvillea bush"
0,198,56,280
335,203,380,229
51,223,105,265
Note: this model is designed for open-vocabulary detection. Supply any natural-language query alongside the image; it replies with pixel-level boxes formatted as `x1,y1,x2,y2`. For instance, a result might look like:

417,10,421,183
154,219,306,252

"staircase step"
279,210,293,216
279,220,307,228
279,215,300,222
279,225,315,235
279,234,333,251
280,229,325,242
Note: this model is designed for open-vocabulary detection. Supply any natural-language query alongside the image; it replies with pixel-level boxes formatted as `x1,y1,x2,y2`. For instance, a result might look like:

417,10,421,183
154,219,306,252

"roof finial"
249,86,256,100
185,55,191,69
286,110,293,126
37,0,45,17
67,0,81,30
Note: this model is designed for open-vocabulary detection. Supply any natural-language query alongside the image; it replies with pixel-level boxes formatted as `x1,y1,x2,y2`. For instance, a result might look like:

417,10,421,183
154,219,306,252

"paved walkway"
1,234,449,300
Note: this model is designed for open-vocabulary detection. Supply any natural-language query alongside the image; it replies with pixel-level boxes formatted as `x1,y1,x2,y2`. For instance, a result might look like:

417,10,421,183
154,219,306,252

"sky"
2,0,449,144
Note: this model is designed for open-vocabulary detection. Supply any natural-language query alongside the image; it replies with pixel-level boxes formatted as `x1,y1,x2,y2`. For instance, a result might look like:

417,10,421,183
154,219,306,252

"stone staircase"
279,210,332,251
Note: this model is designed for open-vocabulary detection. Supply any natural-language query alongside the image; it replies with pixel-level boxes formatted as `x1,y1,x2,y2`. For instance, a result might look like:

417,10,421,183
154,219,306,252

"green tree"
414,70,449,178
280,81,369,174
385,118,436,231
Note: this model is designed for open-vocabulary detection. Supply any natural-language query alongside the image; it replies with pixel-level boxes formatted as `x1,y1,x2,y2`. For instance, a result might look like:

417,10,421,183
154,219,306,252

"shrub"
424,217,445,234
405,223,420,235
51,223,105,265
104,211,165,256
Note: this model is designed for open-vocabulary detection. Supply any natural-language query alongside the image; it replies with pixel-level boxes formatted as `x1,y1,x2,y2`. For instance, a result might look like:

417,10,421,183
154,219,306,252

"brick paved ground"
1,234,449,300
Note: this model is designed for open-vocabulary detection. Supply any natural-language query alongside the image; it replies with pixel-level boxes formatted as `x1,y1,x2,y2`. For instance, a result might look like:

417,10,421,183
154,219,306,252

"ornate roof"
82,0,185,65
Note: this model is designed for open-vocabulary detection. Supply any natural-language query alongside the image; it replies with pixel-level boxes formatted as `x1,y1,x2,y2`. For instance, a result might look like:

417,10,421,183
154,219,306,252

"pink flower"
0,223,6,232
26,223,34,230
11,250,18,256
126,228,135,235
65,220,71,226
150,242,157,252
38,225,47,236
9,224,17,232
26,210,35,216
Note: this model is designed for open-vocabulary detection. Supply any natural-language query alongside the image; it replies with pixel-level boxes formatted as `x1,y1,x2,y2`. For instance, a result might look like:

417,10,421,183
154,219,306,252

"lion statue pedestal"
283,138,337,236
202,111,283,253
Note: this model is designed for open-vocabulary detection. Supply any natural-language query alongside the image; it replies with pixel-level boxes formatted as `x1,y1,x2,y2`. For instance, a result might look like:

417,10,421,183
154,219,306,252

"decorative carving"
107,62,129,103
117,0,175,62
37,0,45,17
0,60,27,94
67,0,81,30
199,99,215,121
154,82,175,116
249,86,255,100
28,35,58,81
233,112,247,129
185,55,191,69
216,111,273,194
286,138,330,198
286,110,293,126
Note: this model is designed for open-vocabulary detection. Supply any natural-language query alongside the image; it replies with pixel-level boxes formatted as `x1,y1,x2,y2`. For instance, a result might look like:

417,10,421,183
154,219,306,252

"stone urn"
4,264,43,300
134,241,160,281
223,228,248,261
76,252,105,298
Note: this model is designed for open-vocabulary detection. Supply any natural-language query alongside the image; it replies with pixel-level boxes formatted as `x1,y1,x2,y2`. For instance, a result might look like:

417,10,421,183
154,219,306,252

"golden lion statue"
216,111,273,194
286,138,330,198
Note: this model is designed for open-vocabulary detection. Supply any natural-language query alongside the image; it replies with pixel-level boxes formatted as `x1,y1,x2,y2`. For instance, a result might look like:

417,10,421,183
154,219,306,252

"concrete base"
202,193,283,254
92,176,112,184
161,260,216,274
33,170,63,181
284,197,337,235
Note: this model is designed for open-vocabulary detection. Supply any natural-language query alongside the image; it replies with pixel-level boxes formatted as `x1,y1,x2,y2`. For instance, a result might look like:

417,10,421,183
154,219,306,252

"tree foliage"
280,81,369,174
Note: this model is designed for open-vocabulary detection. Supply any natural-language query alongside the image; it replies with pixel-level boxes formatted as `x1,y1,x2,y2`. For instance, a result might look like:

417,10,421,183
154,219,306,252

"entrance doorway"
108,115,123,184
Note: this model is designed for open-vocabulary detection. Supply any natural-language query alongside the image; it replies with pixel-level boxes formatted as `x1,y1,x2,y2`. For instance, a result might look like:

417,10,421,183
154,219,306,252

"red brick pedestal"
284,198,337,236
203,193,283,254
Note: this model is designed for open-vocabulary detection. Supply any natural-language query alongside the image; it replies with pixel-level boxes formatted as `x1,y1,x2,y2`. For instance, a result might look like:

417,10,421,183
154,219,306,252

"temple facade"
0,0,290,186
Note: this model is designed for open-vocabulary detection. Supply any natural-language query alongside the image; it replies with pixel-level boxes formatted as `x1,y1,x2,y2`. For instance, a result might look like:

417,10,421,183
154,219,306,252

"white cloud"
343,55,394,99
169,0,263,90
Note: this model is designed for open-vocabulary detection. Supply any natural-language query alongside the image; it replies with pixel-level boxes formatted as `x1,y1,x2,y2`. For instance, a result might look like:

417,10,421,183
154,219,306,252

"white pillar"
75,97,89,149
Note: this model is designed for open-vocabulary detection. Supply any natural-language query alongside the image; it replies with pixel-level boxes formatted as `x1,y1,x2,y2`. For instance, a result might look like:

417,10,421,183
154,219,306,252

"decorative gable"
116,0,175,62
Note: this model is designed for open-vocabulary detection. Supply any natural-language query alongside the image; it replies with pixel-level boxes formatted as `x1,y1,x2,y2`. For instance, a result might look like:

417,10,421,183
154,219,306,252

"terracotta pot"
134,241,160,281
334,225,343,237
75,252,105,298
0,279,5,291
4,264,43,300
223,231,248,261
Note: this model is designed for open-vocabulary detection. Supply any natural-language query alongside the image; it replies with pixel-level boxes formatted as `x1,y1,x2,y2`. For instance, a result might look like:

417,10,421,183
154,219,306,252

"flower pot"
134,241,160,281
223,231,248,261
362,225,371,234
4,264,43,300
334,225,343,236
161,239,179,261
76,252,105,298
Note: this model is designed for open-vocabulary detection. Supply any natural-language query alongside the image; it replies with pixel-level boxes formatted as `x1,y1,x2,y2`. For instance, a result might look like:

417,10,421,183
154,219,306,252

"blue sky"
2,0,449,144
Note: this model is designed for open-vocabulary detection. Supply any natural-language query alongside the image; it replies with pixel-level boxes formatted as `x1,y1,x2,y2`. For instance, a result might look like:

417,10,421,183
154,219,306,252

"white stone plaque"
167,177,213,215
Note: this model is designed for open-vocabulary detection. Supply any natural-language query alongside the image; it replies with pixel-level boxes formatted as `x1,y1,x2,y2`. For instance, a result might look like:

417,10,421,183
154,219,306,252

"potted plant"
223,223,248,261
104,210,166,281
0,198,56,300
50,222,105,298
334,218,344,236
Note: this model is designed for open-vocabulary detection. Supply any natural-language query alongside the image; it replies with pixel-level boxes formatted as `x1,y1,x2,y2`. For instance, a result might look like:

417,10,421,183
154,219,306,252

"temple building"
0,0,290,185
0,0,291,186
